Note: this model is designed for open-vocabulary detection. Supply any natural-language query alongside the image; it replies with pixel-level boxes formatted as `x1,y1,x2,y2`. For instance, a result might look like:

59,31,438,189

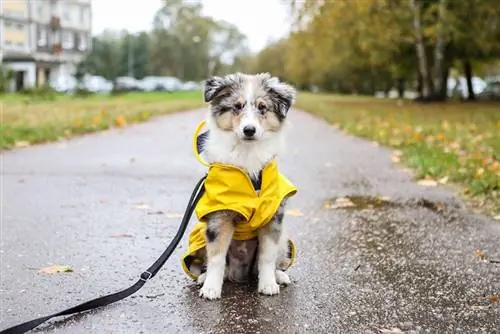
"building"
0,0,92,91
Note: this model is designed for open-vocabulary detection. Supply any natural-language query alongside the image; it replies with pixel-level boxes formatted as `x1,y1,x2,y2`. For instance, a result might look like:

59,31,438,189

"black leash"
1,176,207,334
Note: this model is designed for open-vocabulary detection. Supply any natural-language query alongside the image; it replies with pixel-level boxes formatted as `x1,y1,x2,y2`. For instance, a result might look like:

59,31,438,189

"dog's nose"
243,125,256,137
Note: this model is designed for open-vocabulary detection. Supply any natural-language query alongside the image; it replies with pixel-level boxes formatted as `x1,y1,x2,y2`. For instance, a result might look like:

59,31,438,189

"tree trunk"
463,59,476,101
439,65,449,100
397,78,405,99
433,0,447,95
410,0,431,99
417,71,423,97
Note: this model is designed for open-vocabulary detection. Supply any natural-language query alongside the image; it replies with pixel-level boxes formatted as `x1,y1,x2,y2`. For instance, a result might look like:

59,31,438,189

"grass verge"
1,91,204,150
296,92,500,217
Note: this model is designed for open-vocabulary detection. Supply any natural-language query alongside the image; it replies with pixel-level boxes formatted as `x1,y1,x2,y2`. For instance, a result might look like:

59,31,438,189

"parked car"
137,76,164,92
447,76,487,99
83,75,113,94
115,76,140,91
477,80,500,100
137,76,183,92
49,75,77,93
181,81,201,91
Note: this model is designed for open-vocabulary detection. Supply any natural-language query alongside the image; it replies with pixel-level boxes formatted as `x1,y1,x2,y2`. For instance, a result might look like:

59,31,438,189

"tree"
82,35,122,84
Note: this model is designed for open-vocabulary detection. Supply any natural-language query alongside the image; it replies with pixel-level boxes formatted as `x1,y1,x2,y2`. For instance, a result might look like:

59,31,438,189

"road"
1,109,499,334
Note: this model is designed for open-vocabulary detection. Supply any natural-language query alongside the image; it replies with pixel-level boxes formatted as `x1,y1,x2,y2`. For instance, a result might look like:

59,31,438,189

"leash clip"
140,271,153,282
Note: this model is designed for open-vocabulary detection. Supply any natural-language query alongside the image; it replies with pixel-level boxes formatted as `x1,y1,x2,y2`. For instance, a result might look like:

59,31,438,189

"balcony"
50,16,61,30
52,43,62,54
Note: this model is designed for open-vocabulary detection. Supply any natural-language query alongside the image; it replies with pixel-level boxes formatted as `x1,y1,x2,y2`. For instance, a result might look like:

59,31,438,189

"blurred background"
1,0,499,214
1,0,499,100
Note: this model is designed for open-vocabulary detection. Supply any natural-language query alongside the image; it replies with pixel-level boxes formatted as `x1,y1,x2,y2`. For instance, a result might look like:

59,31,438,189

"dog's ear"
204,76,228,103
265,76,296,117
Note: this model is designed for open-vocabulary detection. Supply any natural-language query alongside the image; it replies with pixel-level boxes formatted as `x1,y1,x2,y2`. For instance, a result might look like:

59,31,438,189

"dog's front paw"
258,280,280,295
275,270,291,285
199,282,222,300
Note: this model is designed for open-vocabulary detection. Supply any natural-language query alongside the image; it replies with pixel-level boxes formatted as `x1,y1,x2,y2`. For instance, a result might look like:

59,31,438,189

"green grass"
0,91,204,149
296,92,500,216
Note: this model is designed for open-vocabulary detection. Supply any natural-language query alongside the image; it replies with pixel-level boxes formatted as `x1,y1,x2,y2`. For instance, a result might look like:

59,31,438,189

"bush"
0,65,14,93
73,87,93,98
19,85,57,101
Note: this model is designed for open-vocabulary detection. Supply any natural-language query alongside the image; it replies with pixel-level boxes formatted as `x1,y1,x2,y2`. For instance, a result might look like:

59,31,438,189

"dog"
190,72,297,300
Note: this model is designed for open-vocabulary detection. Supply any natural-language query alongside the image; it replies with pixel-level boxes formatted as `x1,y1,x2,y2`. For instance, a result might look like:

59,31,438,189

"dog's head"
203,72,296,141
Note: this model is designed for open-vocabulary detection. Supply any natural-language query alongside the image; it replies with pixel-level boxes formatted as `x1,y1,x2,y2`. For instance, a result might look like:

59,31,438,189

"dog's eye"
257,102,266,113
234,102,243,110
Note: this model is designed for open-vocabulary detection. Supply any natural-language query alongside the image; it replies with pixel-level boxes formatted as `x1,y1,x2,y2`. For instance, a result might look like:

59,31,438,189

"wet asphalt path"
1,109,499,334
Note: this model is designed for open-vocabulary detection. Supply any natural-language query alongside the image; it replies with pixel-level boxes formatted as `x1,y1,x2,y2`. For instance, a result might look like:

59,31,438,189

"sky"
91,0,292,52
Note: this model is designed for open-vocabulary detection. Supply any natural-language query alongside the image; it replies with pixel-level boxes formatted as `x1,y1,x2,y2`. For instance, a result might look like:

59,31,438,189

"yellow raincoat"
181,122,298,280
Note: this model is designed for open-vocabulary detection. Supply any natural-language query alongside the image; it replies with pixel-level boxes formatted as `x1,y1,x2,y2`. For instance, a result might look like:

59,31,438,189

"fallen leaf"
438,176,449,184
133,203,151,210
474,249,488,260
285,209,303,217
325,197,356,209
489,295,499,303
109,234,134,238
15,141,31,148
493,215,500,221
38,265,73,274
115,116,127,127
379,328,404,334
391,155,400,163
417,179,438,187
164,212,184,219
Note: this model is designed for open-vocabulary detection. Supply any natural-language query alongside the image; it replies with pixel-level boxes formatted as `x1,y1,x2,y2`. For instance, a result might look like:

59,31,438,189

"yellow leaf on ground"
164,212,184,219
14,141,31,148
325,197,356,209
38,265,73,274
391,155,400,163
115,116,127,127
493,215,500,221
133,203,151,210
474,249,488,260
417,179,438,187
438,176,449,184
285,209,303,217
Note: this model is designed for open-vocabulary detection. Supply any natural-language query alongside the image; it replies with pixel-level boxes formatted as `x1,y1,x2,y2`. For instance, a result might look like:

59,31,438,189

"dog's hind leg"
199,212,234,300
275,270,291,285
257,200,287,295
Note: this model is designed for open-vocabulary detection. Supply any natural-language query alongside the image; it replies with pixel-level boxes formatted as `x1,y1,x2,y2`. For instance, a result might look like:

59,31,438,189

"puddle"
324,196,396,210
324,195,448,214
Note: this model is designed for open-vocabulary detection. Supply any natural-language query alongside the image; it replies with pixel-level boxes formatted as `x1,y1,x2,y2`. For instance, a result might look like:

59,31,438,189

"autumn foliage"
251,0,500,100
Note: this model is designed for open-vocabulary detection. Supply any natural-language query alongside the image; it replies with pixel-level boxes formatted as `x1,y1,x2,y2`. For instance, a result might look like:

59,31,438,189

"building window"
2,0,26,16
4,21,24,31
37,2,45,18
78,33,87,51
62,3,71,21
79,7,86,25
62,31,74,49
3,20,26,49
37,27,48,46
